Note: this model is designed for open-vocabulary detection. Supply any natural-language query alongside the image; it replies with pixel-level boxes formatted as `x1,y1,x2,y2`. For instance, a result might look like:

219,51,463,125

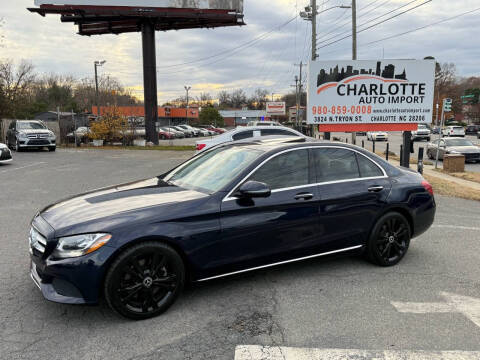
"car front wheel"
104,241,185,320
15,140,22,152
365,212,411,267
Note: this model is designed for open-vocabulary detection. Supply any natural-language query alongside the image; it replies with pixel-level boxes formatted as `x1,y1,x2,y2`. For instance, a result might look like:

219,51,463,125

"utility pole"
311,0,317,62
294,62,304,130
294,75,299,129
94,60,106,118
351,0,357,145
184,85,191,125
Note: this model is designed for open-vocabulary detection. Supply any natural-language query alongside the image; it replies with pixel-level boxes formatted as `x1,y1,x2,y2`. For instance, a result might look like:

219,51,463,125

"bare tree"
0,59,36,118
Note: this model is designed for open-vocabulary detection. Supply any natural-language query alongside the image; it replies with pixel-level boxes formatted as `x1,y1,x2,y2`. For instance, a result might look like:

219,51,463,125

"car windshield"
165,146,262,194
445,139,473,147
17,122,46,130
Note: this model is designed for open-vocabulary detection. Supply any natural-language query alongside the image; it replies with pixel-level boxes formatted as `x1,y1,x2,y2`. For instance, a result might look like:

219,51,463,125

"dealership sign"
307,60,435,126
266,102,286,116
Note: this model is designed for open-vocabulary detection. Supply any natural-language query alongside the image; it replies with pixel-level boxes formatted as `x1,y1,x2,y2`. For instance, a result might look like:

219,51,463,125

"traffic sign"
443,98,452,112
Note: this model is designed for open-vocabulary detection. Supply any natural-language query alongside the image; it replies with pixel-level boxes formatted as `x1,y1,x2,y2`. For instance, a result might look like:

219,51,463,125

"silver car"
6,120,56,152
0,142,13,163
427,138,480,163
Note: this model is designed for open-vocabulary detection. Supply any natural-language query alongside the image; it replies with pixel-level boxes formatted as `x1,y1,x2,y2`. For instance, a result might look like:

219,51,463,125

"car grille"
27,134,49,139
465,153,480,161
29,227,47,254
28,139,50,145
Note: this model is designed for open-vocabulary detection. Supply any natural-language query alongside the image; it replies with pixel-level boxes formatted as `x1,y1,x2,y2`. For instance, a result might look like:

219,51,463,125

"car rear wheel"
104,242,185,320
365,212,411,267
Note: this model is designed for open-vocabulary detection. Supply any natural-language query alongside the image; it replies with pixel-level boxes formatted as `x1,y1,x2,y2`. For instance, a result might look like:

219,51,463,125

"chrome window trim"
196,245,363,282
223,145,388,202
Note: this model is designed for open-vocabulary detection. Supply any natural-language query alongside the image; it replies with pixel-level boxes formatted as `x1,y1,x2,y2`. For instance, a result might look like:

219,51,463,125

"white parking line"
0,162,46,174
234,346,480,360
432,225,480,231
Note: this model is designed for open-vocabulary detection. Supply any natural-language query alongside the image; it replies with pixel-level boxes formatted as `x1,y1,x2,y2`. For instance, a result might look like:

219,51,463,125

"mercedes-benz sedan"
29,139,436,320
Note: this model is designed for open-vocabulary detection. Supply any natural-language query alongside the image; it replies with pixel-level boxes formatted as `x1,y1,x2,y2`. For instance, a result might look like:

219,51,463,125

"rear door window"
313,148,360,183
356,154,384,178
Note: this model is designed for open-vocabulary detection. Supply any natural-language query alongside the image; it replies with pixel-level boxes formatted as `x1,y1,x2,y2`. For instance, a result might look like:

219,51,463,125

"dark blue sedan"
29,138,436,319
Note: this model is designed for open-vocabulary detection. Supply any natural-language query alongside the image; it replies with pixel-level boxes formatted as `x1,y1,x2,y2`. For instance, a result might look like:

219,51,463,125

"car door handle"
368,186,384,193
294,193,314,200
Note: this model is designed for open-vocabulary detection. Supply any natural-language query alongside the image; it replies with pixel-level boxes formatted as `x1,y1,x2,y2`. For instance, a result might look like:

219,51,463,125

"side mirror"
237,181,271,198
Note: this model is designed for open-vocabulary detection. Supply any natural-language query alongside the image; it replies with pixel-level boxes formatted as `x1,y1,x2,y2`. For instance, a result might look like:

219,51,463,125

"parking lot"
1,149,480,360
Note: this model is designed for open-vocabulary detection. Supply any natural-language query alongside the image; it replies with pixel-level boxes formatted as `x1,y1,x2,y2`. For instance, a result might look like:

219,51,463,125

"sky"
1,0,479,103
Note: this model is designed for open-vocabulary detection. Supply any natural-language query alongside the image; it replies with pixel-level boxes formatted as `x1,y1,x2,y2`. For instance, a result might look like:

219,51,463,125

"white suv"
411,124,431,141
442,126,465,137
195,126,304,153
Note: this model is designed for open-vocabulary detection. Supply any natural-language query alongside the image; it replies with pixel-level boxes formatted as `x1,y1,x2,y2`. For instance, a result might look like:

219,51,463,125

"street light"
94,60,106,118
184,85,191,125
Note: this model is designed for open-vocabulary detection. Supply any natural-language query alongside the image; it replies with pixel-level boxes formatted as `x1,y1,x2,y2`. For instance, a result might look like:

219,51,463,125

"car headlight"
17,133,28,139
447,150,460,154
48,132,56,139
53,233,111,259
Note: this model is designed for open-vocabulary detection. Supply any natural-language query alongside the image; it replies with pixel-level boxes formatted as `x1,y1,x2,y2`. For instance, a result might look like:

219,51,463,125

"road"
1,149,480,360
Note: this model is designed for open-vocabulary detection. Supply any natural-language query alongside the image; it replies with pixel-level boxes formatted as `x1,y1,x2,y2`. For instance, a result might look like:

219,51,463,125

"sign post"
435,98,451,169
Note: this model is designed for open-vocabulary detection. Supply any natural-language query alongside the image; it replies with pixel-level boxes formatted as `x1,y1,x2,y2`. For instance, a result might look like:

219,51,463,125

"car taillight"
196,144,206,151
421,180,434,196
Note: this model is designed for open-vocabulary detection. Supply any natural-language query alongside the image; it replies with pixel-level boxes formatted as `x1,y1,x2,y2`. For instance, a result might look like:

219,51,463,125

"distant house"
34,111,91,127
219,110,267,126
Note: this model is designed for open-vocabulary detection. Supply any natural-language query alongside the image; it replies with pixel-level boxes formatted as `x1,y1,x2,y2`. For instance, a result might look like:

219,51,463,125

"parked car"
0,142,13,163
158,129,175,140
366,132,388,141
28,138,436,319
177,125,201,137
196,126,305,153
67,127,91,143
426,137,480,162
465,124,480,135
198,125,226,134
247,121,280,127
411,124,431,141
193,127,211,137
160,127,185,139
442,126,465,137
6,120,56,152
171,126,193,138
432,126,441,134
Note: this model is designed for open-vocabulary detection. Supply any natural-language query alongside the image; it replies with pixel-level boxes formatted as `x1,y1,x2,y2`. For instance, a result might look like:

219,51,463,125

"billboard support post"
142,20,159,145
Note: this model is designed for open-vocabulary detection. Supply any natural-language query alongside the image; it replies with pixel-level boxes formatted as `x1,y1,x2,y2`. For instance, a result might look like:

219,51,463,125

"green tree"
199,106,224,127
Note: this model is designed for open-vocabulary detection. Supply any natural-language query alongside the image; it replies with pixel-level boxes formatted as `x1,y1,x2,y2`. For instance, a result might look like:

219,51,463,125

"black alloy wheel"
105,242,185,320
366,212,411,267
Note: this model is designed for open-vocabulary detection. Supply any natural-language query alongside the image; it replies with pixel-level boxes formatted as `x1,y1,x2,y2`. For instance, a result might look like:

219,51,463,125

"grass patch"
432,169,480,184
424,174,480,201
60,145,195,151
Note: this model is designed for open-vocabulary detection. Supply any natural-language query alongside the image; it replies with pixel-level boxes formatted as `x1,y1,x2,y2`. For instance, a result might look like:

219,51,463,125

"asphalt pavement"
1,149,479,360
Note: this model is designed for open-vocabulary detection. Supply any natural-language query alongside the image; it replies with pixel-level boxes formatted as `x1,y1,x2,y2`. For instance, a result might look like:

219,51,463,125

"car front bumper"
18,139,56,147
30,244,116,305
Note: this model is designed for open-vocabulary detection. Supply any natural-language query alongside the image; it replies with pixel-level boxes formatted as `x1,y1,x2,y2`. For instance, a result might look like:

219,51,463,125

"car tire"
104,241,185,320
365,212,411,267
15,140,22,152
427,137,431,142
48,146,56,152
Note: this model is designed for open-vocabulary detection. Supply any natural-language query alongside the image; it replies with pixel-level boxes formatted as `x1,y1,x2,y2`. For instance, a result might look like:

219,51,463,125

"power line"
317,0,432,50
317,5,480,57
156,15,298,70
315,0,391,43
317,0,422,46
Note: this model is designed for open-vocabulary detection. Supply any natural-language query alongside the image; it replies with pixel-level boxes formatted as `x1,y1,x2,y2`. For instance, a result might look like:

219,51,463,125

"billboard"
266,102,286,116
307,60,435,125
34,0,244,10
